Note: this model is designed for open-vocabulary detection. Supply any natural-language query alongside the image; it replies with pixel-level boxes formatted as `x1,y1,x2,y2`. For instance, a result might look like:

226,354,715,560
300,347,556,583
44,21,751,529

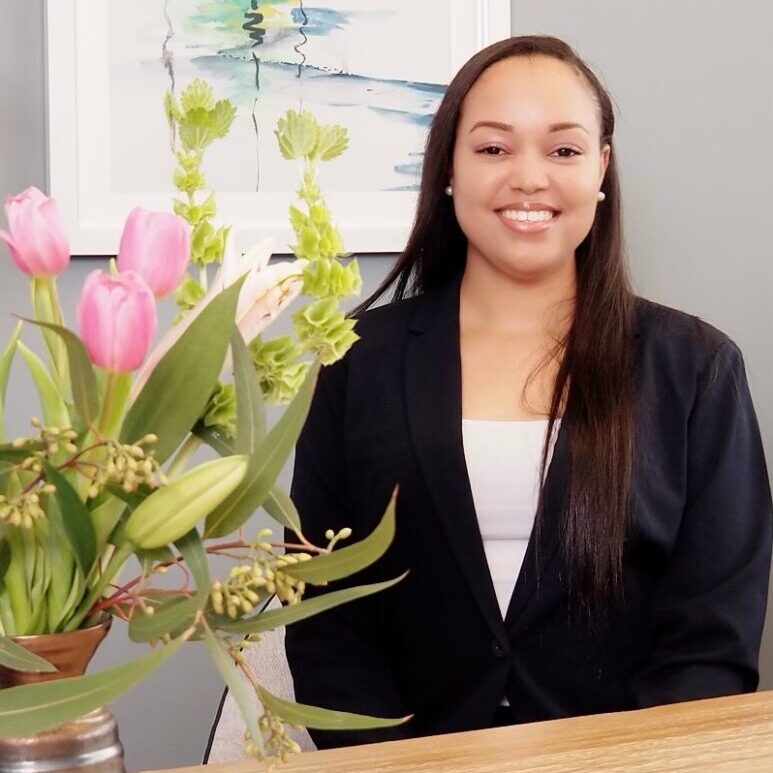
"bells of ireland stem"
123,455,248,549
76,270,157,373
0,186,70,277
117,207,190,298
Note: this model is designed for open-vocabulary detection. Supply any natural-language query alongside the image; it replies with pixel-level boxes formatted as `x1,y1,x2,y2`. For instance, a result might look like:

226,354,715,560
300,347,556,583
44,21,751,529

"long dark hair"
355,35,635,605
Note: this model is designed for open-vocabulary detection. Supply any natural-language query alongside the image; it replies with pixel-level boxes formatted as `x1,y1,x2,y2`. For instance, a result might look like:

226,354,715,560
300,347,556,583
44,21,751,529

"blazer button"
491,639,509,659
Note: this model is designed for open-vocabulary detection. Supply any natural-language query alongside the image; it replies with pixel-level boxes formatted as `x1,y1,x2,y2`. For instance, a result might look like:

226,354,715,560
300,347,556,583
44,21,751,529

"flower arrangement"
0,80,407,763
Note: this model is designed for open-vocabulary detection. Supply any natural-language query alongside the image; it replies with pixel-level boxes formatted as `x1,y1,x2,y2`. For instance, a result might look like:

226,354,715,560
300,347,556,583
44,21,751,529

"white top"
461,418,562,619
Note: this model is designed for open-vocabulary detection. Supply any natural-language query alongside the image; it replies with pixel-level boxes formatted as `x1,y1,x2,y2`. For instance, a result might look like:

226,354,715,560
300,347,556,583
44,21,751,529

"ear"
599,144,611,186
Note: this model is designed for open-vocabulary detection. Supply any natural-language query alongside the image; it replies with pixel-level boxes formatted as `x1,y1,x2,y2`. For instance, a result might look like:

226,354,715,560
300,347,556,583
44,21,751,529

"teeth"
500,210,556,222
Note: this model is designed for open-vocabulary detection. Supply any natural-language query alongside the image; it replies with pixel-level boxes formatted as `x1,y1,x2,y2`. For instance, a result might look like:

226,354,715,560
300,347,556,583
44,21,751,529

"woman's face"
450,55,610,281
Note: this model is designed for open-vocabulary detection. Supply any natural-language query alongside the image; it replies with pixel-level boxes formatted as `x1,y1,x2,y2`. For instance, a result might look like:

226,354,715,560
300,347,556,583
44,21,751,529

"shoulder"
349,294,424,345
633,296,745,389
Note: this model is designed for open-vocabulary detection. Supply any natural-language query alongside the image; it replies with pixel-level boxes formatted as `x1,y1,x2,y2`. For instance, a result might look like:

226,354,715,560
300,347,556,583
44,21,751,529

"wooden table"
151,690,773,772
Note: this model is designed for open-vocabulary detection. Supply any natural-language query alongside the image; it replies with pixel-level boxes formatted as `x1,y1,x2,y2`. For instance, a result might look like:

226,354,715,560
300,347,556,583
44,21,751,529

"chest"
459,330,558,420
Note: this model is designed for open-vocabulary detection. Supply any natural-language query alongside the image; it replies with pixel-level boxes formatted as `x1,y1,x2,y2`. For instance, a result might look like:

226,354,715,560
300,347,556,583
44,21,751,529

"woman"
284,35,772,749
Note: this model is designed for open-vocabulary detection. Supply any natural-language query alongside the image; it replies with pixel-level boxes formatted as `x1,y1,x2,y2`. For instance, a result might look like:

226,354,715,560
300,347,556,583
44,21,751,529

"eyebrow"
469,120,589,135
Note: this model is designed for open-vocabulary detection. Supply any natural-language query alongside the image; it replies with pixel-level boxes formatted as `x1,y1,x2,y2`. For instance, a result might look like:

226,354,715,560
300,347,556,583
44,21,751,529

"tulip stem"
166,434,201,479
96,371,131,439
30,277,70,399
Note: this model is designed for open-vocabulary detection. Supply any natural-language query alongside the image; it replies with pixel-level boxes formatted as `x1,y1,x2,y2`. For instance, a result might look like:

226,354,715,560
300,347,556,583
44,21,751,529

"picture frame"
47,0,510,256
46,0,511,256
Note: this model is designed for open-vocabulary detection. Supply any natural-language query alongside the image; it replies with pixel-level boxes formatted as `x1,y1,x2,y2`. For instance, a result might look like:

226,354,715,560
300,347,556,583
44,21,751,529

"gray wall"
1,1,771,770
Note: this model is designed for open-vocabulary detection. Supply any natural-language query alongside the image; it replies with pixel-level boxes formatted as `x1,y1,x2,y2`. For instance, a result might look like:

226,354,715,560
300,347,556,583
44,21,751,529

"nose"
506,150,549,193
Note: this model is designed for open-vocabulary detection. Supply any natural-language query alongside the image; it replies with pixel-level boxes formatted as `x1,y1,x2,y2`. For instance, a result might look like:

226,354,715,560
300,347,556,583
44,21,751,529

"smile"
496,209,560,234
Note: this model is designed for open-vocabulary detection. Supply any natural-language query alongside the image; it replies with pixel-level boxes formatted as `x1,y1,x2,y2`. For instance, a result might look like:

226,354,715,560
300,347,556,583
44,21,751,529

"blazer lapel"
404,279,507,641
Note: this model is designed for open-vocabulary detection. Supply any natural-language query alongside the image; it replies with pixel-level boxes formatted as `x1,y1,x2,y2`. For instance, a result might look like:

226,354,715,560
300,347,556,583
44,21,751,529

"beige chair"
204,597,316,763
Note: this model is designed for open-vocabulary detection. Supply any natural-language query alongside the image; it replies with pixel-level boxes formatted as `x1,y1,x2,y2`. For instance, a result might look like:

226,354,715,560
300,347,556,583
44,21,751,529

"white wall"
1,1,771,770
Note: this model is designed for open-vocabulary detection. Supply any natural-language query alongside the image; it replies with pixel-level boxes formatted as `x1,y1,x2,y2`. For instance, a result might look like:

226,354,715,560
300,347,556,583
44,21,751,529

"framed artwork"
46,1,511,255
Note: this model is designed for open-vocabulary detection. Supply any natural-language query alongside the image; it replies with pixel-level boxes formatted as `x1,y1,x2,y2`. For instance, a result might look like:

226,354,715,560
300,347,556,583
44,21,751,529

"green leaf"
232,330,266,455
128,593,205,643
0,635,185,737
257,683,410,731
263,484,301,533
43,463,96,576
285,492,396,585
181,79,215,113
0,322,22,441
0,637,57,673
0,321,22,403
313,124,349,161
17,342,70,430
174,528,210,591
0,540,10,583
210,100,237,139
179,108,212,152
218,573,407,635
121,278,244,463
0,444,39,464
23,320,99,430
204,362,320,538
203,628,265,757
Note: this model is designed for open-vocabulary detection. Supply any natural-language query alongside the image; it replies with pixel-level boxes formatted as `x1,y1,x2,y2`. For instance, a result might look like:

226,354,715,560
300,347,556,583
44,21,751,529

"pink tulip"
77,270,157,372
116,208,190,298
0,187,70,277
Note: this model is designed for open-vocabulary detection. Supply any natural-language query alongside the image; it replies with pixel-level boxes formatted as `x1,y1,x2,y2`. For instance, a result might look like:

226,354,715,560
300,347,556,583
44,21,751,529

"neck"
459,255,576,340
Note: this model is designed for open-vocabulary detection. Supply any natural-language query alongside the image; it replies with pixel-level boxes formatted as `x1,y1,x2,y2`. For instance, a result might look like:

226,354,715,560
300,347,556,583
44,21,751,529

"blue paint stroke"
370,106,433,127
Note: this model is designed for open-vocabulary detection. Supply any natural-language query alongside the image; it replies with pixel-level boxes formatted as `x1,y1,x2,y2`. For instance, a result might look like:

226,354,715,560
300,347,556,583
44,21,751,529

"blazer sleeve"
283,356,414,749
629,339,773,707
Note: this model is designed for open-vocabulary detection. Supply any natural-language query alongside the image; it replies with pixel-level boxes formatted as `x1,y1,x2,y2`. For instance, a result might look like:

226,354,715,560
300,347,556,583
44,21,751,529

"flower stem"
166,434,202,479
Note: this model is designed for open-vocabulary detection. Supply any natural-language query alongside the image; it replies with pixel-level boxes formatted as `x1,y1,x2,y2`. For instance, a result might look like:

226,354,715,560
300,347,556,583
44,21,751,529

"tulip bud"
117,207,190,298
76,270,157,372
124,455,248,549
0,187,70,277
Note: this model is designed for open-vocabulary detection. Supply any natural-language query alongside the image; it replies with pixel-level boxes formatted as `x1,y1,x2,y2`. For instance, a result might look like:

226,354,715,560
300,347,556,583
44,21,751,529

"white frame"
46,0,511,256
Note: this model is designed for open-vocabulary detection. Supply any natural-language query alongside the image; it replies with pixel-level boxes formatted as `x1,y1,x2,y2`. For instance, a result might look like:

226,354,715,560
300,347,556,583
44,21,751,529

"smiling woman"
283,35,773,750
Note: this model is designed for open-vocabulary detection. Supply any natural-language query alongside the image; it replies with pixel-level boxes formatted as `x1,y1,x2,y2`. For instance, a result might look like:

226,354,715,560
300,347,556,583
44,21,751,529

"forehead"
459,55,601,133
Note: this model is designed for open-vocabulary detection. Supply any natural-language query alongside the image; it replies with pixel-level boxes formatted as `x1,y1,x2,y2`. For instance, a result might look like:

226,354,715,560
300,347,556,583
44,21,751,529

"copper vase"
0,618,125,773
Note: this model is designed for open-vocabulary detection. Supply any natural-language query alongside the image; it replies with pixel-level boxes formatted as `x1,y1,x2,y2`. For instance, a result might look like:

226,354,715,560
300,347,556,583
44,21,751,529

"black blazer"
285,277,772,749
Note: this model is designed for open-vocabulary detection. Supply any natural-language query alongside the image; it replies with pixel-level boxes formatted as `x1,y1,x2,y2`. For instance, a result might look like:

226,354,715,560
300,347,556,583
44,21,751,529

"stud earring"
445,185,453,196
597,191,606,202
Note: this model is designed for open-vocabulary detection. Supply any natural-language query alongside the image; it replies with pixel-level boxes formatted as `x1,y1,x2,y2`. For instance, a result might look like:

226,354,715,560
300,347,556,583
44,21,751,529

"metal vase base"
0,706,125,773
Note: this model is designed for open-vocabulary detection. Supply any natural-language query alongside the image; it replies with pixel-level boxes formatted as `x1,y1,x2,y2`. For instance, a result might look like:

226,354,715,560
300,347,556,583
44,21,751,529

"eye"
477,145,507,156
552,147,582,158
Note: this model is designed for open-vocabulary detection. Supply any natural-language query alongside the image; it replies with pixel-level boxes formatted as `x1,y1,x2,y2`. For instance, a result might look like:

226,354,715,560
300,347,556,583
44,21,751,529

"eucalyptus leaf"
0,637,57,673
204,362,319,538
203,628,265,757
121,278,244,463
263,484,301,534
0,636,185,737
257,683,411,731
43,463,96,575
22,319,99,430
174,528,210,592
128,594,205,643
218,573,407,635
284,492,396,585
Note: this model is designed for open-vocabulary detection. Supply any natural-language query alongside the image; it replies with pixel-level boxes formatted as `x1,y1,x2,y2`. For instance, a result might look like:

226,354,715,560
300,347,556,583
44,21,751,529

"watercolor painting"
110,0,452,195
48,1,509,253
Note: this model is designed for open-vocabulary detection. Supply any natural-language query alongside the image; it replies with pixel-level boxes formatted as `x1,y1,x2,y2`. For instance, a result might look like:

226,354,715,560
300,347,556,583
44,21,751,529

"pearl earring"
445,185,453,196
597,191,606,202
